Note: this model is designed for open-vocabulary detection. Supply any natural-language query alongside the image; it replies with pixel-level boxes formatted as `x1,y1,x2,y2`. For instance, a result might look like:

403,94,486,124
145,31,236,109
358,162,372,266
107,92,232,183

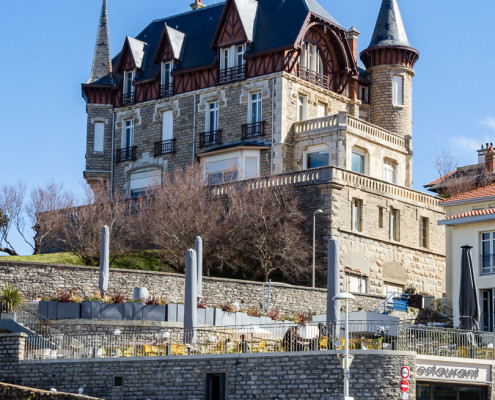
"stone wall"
0,383,102,400
0,334,417,400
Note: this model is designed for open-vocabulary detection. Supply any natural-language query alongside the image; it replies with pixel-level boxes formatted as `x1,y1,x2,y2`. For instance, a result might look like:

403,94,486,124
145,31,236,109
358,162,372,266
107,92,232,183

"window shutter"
94,122,104,153
162,110,173,141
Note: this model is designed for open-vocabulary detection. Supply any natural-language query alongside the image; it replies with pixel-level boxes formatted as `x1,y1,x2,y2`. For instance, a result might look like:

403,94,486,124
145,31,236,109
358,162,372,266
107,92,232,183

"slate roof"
127,36,147,69
368,0,410,48
165,25,186,60
92,0,342,86
439,183,495,204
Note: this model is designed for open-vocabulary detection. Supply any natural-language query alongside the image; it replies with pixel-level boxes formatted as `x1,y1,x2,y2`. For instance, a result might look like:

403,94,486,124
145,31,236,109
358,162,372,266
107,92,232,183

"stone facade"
0,383,102,400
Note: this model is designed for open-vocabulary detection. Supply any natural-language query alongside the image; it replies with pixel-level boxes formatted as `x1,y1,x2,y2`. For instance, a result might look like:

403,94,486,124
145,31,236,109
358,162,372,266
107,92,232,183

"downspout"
192,93,197,164
271,77,275,174
110,110,115,201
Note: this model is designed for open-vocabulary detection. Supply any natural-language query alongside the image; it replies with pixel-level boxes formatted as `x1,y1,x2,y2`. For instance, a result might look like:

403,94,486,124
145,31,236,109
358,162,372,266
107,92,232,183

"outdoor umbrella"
99,225,110,296
459,245,480,331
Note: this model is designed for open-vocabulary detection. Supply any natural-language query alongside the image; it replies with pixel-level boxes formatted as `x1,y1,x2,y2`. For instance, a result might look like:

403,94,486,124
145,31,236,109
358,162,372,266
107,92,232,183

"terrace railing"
297,66,329,90
154,139,176,156
122,92,135,106
160,83,174,98
218,65,246,84
116,146,137,163
242,121,265,139
199,130,222,147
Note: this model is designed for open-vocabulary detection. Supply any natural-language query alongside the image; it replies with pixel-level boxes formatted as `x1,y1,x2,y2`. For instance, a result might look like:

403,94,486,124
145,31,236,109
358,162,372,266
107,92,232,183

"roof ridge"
440,182,495,204
150,1,225,25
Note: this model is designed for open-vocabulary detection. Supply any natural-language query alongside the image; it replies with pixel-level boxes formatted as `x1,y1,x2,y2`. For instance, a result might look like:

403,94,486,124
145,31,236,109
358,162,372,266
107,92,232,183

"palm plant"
0,284,24,313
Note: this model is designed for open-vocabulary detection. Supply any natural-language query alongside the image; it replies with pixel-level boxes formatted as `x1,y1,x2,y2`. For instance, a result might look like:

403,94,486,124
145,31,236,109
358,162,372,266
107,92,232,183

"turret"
360,0,418,187
88,0,113,84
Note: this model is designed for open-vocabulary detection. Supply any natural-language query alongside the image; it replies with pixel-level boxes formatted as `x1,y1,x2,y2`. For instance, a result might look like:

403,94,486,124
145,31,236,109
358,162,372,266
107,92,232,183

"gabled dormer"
212,0,258,84
116,36,147,105
154,24,186,97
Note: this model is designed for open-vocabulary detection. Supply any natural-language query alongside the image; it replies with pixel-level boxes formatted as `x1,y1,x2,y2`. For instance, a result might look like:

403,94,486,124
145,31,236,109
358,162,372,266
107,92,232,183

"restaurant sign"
416,360,490,384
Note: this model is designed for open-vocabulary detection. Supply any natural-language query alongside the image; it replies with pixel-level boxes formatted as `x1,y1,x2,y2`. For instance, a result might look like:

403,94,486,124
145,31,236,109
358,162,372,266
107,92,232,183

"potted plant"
142,296,167,321
100,293,125,320
56,291,82,320
0,284,24,322
81,294,102,319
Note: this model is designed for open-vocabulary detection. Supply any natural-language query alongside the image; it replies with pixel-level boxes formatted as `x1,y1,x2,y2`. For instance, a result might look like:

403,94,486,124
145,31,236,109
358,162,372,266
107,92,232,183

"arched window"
299,42,324,75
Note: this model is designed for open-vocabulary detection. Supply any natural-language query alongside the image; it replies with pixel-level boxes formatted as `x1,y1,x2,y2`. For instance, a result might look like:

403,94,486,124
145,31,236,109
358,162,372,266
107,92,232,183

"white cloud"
480,116,495,131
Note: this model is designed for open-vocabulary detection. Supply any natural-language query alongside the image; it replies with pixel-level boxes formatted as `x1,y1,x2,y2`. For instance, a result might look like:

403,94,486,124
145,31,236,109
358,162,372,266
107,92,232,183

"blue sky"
1,0,495,255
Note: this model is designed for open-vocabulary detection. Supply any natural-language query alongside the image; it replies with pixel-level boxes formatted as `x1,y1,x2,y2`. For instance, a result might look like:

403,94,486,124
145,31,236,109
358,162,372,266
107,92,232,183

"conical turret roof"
368,0,410,48
88,0,113,84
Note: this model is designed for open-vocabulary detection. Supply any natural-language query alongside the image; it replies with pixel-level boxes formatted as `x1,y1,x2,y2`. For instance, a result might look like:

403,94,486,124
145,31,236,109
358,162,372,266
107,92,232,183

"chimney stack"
190,0,206,10
346,27,360,62
485,143,495,173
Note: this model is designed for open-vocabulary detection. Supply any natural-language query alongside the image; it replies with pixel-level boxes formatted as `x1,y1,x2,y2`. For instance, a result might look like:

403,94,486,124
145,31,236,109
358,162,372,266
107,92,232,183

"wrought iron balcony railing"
199,130,222,147
242,121,266,140
160,83,174,98
116,146,137,163
297,66,329,90
154,139,176,156
122,92,135,105
218,65,246,84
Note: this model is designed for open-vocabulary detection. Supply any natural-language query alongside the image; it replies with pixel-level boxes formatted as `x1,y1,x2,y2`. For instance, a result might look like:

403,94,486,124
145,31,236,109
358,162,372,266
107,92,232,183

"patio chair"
252,339,267,353
318,337,329,350
476,347,494,360
124,346,135,357
457,346,469,358
368,337,383,350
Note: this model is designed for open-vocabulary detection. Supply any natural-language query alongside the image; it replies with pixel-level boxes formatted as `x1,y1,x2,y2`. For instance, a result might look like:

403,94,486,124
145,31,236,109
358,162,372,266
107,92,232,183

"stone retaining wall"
0,383,102,400
0,261,389,316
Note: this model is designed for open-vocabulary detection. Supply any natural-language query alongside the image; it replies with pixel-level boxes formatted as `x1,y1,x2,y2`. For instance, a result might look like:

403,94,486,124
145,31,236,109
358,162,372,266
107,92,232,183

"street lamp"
312,209,324,288
332,292,355,400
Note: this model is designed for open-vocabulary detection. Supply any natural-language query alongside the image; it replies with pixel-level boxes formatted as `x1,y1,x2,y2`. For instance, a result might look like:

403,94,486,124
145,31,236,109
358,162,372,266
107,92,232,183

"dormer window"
123,70,135,105
218,44,246,84
298,42,329,90
160,61,174,97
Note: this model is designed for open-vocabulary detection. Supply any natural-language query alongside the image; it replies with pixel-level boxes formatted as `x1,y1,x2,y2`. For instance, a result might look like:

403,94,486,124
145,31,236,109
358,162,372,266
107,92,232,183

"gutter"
439,213,495,226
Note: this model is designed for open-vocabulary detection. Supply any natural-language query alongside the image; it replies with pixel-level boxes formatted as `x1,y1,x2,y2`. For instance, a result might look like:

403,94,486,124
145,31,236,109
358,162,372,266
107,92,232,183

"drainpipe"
271,77,275,174
192,93,197,164
110,110,115,201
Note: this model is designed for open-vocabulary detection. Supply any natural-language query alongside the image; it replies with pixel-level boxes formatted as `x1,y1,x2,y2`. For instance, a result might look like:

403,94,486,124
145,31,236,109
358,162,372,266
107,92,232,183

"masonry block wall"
0,383,102,400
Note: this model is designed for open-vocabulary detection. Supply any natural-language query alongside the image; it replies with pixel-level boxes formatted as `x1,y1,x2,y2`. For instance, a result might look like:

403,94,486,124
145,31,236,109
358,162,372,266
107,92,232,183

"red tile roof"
439,183,495,204
445,207,495,221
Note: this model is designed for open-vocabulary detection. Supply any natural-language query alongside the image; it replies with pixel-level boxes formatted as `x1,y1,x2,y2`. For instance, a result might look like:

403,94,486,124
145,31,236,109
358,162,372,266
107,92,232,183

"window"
161,62,173,86
124,70,135,95
359,86,369,103
420,217,429,248
220,44,245,69
249,92,262,123
317,102,327,118
300,43,323,74
306,148,329,169
122,120,134,149
384,282,403,297
236,45,245,67
162,110,173,141
204,150,260,185
393,75,404,106
390,208,400,241
206,101,219,132
297,95,307,122
481,231,495,275
206,373,225,400
351,149,366,174
378,207,384,229
94,122,104,153
346,271,367,294
129,168,161,198
383,161,396,183
352,199,362,232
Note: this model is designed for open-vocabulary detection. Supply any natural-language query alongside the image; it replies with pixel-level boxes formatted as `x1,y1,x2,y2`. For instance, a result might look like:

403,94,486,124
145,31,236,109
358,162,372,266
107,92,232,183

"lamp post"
312,209,324,288
332,292,355,400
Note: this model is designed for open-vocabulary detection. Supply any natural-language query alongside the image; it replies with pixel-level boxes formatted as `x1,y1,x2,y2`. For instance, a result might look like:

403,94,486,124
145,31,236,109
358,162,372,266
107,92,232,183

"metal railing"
297,66,329,90
122,92,135,105
241,121,265,139
160,83,174,98
199,130,222,147
218,65,246,84
116,146,137,163
154,139,176,156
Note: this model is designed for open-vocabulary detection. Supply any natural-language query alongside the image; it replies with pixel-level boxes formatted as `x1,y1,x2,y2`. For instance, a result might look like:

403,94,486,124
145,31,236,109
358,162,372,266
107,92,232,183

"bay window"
204,149,261,185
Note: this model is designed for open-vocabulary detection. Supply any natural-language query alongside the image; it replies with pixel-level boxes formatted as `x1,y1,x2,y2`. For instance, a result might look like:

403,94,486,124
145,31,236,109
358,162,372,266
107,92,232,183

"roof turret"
368,0,410,48
88,0,113,85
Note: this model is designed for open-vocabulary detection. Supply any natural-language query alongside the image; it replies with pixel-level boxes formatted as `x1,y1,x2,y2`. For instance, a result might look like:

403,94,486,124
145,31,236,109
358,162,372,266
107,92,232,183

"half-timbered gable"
212,0,258,48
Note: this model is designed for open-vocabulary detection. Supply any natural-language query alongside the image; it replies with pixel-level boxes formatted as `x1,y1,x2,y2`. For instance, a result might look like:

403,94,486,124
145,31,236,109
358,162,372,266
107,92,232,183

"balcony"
122,92,135,106
160,83,174,98
480,254,495,275
218,65,246,84
199,130,222,148
116,146,137,163
154,139,176,156
297,66,329,91
242,121,265,140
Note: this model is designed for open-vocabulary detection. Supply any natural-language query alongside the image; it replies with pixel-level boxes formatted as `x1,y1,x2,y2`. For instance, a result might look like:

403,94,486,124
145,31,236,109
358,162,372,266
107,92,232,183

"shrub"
293,312,310,326
197,299,207,309
57,291,72,303
111,293,126,304
221,303,236,313
0,284,24,313
267,309,282,321
246,307,261,317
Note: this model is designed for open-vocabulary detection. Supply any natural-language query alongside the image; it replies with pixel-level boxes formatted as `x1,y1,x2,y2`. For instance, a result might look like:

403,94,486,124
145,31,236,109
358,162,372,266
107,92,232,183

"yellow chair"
318,337,329,350
457,346,469,358
124,346,135,357
252,339,267,353
476,348,494,360
171,343,186,356
368,337,383,350
214,342,225,354
338,337,345,350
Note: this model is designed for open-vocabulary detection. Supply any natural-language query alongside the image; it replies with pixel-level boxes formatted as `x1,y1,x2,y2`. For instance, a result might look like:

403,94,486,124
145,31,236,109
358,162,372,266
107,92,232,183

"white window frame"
129,168,162,198
94,122,105,153
122,119,134,149
220,44,245,70
206,101,219,132
161,61,173,86
384,282,404,297
300,42,323,74
351,148,367,175
162,110,174,141
481,231,495,275
383,160,396,184
203,149,261,185
248,92,262,124
346,272,367,294
303,144,329,170
297,95,307,122
393,75,404,106
352,198,362,232
124,70,135,95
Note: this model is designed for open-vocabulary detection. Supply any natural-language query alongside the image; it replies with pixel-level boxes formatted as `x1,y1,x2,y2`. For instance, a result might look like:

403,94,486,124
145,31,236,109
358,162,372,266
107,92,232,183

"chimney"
485,143,495,173
190,0,206,10
346,27,360,62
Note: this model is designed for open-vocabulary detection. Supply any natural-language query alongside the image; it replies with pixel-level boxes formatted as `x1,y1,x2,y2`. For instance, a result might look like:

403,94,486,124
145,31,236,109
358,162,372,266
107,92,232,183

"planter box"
177,304,184,323
57,303,81,320
123,303,134,320
38,301,58,320
81,301,101,319
143,305,166,322
100,303,124,320
167,304,185,323
197,307,216,325
1,312,17,322
217,310,236,326
133,303,145,320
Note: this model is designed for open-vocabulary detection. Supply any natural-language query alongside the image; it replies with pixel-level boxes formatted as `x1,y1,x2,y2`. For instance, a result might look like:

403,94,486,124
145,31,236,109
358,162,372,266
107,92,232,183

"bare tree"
0,182,26,256
434,151,458,179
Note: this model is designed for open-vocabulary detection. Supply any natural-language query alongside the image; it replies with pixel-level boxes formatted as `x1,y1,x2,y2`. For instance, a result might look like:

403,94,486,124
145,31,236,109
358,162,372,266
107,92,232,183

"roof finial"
88,0,113,84
190,0,206,10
